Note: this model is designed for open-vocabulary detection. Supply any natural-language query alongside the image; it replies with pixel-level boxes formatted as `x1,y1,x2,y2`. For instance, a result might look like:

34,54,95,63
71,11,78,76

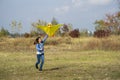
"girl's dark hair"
34,37,41,45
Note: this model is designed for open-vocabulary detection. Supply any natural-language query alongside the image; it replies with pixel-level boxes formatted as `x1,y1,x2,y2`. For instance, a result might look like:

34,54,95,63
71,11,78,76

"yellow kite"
37,23,63,37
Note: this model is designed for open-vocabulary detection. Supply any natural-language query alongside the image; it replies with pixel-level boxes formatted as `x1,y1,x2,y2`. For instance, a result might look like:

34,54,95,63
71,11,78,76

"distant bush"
94,30,110,38
0,27,10,37
69,29,80,38
24,33,30,38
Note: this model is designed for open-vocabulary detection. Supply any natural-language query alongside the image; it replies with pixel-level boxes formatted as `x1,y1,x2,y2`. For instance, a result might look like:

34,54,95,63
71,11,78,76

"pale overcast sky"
0,0,119,33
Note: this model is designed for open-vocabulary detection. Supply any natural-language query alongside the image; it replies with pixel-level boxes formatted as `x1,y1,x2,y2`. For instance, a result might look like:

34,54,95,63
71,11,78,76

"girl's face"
38,38,42,43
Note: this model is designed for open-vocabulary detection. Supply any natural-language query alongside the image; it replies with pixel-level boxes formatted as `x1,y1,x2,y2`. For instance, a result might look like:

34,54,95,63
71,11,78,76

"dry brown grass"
0,35,120,52
80,35,120,51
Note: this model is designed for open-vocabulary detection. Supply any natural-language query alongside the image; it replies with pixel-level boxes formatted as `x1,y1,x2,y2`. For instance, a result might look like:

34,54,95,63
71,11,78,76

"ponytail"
34,37,41,45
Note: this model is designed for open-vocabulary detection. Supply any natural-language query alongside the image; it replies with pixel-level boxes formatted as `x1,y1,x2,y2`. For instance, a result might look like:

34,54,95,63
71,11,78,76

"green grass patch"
0,50,120,80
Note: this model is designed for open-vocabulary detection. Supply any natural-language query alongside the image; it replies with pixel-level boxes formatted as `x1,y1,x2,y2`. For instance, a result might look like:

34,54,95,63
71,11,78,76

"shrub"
69,29,80,38
94,30,110,38
0,27,10,37
24,33,30,38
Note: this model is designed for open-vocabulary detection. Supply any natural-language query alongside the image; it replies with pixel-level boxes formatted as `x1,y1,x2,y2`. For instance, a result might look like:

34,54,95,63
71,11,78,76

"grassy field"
0,35,120,80
0,50,120,80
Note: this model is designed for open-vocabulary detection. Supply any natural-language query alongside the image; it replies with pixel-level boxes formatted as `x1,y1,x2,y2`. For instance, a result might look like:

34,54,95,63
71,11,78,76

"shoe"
39,69,42,71
35,64,38,69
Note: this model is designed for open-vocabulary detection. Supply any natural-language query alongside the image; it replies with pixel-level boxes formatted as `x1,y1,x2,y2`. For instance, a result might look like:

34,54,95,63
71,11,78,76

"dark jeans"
35,54,44,70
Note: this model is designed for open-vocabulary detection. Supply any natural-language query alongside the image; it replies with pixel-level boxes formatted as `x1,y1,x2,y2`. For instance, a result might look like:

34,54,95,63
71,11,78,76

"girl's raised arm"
42,34,48,42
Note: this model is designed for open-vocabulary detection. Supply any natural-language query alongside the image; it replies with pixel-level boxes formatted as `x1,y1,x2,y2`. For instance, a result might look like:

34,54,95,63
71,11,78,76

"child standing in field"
34,34,48,71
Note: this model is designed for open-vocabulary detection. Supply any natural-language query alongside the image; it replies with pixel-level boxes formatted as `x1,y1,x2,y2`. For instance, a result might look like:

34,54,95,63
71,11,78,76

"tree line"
0,11,120,38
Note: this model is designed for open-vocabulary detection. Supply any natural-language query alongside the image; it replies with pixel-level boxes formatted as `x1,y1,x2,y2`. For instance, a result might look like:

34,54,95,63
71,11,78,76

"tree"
18,22,22,33
31,19,47,36
0,27,10,37
94,12,120,35
10,20,22,35
80,29,89,37
51,17,58,25
94,0,120,35
60,24,73,36
51,17,60,36
94,20,107,30
10,20,17,34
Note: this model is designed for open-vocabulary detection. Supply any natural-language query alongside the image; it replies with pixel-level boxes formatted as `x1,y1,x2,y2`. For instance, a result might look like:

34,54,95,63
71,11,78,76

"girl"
34,34,48,71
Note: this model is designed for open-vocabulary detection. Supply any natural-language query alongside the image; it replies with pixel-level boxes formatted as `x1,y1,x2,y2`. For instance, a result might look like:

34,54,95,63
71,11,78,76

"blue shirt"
36,35,48,54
